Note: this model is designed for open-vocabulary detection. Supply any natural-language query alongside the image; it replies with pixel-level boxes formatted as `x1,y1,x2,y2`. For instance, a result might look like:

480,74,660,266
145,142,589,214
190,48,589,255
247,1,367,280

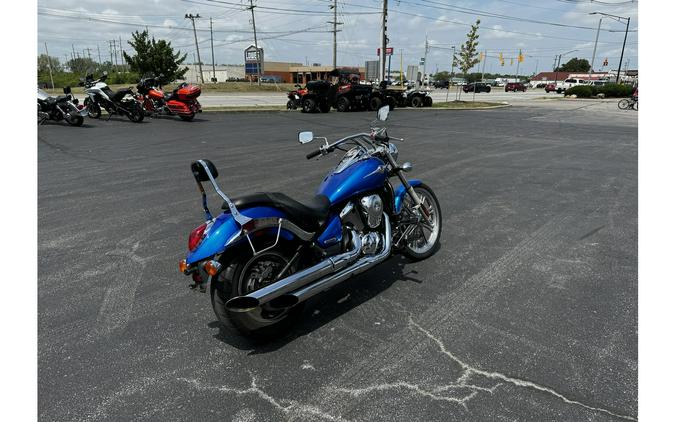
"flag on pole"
499,52,504,66
480,52,485,61
518,49,524,63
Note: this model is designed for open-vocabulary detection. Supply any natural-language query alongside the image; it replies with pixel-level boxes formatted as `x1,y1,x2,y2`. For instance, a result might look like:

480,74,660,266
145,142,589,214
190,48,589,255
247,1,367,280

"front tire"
179,113,195,121
65,114,84,126
336,96,350,112
398,183,442,261
411,95,424,108
369,96,383,111
127,103,145,122
85,99,101,119
618,99,629,110
211,246,304,340
423,96,433,107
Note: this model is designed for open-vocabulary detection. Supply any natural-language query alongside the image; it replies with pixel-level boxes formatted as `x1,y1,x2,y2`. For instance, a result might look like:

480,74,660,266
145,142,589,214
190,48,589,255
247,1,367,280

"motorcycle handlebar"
306,149,322,159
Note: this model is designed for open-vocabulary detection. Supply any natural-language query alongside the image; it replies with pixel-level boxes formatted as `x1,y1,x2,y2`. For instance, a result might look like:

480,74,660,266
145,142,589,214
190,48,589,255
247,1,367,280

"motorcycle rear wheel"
65,114,84,126
127,103,145,123
211,244,304,340
179,113,195,121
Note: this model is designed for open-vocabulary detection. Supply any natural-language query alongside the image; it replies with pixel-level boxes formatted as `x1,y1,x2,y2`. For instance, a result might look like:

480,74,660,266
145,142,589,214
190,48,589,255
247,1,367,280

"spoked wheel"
397,183,442,261
211,246,303,340
618,99,629,110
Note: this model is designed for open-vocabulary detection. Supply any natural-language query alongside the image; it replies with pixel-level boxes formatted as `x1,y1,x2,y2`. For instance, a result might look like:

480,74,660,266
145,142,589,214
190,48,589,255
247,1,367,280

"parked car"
505,82,527,92
462,82,492,93
555,78,588,93
433,80,449,89
544,83,557,93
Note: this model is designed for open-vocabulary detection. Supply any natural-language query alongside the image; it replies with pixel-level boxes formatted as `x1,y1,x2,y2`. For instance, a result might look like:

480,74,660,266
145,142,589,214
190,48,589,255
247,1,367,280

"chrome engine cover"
361,232,381,255
360,194,383,228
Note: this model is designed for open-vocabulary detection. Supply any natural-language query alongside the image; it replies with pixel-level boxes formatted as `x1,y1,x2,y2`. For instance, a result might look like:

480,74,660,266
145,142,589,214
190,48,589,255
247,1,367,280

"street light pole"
589,17,602,78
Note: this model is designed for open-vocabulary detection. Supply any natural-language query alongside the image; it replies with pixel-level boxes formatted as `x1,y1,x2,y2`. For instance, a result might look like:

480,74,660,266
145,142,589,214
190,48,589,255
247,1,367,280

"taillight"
188,222,208,251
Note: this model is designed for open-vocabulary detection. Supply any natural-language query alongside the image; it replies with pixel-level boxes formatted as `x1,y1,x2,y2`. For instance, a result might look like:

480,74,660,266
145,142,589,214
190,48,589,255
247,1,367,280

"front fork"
384,149,432,224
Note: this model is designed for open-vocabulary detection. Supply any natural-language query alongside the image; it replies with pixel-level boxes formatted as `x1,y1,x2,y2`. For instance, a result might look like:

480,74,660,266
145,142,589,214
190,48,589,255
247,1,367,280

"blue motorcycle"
179,106,442,339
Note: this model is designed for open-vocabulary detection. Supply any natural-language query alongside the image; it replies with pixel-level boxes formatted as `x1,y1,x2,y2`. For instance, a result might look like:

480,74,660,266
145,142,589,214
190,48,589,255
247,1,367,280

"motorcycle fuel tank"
317,156,388,205
148,88,164,100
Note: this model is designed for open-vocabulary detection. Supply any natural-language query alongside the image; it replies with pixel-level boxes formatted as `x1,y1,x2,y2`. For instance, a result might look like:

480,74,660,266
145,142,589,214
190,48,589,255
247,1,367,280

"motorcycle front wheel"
398,183,442,261
85,99,101,119
211,243,304,340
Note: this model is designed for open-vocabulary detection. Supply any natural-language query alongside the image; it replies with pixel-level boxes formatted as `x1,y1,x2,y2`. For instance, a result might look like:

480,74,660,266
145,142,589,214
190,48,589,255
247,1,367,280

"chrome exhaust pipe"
278,213,391,306
225,229,362,312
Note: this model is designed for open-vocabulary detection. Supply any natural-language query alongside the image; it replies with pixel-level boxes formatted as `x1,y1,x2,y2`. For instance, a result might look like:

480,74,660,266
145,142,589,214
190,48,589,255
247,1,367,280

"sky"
37,0,639,76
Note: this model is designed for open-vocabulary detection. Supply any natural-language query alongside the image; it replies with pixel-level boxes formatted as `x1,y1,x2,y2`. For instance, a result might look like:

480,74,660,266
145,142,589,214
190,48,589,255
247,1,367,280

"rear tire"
423,96,433,107
411,95,423,108
127,102,145,122
65,114,84,126
211,244,304,340
179,113,195,121
369,96,383,111
336,96,350,112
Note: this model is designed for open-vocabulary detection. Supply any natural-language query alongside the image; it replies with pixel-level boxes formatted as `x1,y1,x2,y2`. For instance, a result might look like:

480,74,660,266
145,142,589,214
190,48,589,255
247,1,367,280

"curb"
200,103,511,113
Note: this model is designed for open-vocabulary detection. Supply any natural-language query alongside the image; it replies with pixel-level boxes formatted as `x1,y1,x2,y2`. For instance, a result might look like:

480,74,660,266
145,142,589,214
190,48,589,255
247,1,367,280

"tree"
433,71,451,81
38,54,62,74
123,30,188,82
555,57,591,73
66,57,98,75
454,19,481,100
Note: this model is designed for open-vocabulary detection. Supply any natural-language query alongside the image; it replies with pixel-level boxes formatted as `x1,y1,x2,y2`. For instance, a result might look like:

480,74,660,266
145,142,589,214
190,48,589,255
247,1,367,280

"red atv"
136,74,202,121
287,84,308,110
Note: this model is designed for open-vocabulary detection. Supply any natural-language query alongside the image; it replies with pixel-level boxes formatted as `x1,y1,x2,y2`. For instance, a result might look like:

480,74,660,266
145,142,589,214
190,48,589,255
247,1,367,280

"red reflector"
188,223,208,251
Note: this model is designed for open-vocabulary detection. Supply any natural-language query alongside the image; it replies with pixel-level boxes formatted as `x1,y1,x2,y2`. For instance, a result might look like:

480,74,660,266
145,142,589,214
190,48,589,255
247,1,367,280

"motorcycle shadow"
209,254,425,352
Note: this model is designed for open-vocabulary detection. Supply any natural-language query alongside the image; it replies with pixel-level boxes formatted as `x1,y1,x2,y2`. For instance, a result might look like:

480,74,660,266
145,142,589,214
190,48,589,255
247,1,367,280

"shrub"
597,83,633,98
565,85,594,98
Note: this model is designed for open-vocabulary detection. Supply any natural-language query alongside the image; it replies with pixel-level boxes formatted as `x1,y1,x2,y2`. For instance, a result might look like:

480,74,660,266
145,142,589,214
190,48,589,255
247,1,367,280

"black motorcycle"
38,86,87,126
81,71,144,123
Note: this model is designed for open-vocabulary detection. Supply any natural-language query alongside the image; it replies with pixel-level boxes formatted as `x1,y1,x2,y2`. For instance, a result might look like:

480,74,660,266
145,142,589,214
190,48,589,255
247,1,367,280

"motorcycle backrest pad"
191,160,218,182
63,86,71,94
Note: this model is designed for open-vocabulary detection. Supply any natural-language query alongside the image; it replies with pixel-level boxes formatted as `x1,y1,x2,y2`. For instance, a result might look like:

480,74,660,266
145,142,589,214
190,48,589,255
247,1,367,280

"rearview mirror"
377,105,390,122
298,131,314,144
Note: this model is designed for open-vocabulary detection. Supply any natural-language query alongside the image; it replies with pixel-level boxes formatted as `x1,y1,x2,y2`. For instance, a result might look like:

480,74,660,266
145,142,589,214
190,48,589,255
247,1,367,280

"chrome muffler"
225,229,362,312
224,214,391,312
278,213,391,306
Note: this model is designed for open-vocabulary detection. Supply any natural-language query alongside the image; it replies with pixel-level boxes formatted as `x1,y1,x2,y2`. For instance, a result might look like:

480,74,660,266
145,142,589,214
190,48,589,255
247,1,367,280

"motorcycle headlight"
387,143,399,161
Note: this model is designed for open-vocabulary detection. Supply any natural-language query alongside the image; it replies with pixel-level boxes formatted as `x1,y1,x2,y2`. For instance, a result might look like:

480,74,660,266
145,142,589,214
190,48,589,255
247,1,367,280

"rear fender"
186,206,295,265
393,179,422,215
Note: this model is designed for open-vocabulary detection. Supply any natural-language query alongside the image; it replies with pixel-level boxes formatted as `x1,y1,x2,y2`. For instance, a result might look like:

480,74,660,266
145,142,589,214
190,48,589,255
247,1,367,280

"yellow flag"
480,52,485,61
510,58,514,66
518,49,524,63
499,52,504,66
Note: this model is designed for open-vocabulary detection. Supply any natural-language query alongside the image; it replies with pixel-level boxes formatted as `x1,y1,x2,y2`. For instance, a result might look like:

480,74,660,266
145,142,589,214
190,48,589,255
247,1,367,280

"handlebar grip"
306,149,322,159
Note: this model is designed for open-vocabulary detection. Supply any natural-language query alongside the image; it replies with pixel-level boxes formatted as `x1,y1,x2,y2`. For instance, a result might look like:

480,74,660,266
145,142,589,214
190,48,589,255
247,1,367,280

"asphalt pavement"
38,101,638,421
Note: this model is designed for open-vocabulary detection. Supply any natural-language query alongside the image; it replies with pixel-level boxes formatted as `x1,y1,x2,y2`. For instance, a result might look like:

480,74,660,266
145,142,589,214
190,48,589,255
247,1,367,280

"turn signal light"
204,260,222,277
179,259,188,273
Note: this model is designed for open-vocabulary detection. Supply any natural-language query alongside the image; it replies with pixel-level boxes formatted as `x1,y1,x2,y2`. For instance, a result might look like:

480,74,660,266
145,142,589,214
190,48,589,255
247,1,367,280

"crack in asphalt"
179,376,351,422
409,318,637,421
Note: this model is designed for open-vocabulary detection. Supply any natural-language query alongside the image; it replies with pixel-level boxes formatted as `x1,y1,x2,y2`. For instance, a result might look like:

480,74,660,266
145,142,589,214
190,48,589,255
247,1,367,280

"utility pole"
84,48,92,60
210,17,216,82
71,44,76,63
379,0,388,83
616,16,630,83
119,36,124,71
328,0,342,69
44,42,55,89
246,1,261,86
450,46,457,101
422,35,428,87
109,40,114,67
97,44,102,64
590,17,602,77
185,13,204,84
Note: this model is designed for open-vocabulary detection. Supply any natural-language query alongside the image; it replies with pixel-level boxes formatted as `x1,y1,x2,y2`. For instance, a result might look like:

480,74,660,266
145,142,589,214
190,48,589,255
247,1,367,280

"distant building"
181,62,365,84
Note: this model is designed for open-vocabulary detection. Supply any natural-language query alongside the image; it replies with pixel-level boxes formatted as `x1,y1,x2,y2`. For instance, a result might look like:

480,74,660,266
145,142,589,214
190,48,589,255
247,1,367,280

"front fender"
185,206,289,265
393,179,422,215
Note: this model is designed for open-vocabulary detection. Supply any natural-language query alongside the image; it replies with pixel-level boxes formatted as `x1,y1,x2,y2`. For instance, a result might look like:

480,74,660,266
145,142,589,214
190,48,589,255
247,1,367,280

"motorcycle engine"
359,194,383,229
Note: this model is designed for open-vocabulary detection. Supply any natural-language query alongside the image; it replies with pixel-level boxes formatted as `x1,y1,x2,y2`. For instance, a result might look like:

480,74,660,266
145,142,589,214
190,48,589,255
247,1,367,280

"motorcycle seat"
40,95,69,106
225,192,330,232
112,88,133,101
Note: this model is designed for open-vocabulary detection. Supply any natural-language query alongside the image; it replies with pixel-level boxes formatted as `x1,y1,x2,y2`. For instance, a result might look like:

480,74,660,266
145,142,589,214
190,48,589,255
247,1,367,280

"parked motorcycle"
136,73,202,121
179,106,442,339
37,86,87,126
286,84,308,110
81,71,144,123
